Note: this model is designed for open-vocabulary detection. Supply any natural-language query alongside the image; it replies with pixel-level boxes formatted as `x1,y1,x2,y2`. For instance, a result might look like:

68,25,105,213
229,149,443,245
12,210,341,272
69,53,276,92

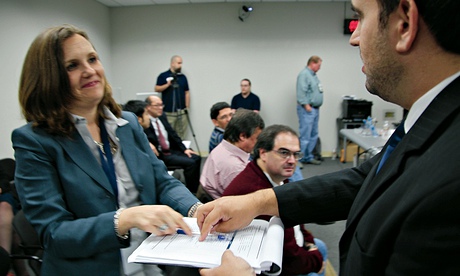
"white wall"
0,0,401,159
109,2,401,156
0,0,110,158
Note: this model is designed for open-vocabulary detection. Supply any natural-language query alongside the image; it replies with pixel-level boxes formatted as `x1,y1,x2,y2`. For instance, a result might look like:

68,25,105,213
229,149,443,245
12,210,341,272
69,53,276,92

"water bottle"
382,121,390,138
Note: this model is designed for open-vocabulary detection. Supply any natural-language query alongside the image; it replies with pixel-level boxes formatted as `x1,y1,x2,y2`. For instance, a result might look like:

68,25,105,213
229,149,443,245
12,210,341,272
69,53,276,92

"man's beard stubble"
364,35,404,105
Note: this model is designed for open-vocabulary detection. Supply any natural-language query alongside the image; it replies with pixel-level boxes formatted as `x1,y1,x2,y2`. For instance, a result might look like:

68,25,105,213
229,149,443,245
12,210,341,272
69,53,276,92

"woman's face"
63,34,105,112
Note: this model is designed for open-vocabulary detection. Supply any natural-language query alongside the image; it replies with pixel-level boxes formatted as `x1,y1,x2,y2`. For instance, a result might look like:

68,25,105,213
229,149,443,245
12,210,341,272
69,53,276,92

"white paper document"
128,217,284,275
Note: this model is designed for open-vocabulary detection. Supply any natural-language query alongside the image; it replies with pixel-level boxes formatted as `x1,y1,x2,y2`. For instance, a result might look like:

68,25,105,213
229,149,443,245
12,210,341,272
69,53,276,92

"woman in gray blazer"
12,24,201,275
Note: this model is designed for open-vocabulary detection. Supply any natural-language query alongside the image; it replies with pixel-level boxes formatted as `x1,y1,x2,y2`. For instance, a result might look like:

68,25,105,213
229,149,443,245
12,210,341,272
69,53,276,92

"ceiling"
95,0,348,8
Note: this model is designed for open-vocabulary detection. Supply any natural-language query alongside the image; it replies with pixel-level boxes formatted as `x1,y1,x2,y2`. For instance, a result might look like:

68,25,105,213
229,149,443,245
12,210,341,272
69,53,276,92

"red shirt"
223,161,323,275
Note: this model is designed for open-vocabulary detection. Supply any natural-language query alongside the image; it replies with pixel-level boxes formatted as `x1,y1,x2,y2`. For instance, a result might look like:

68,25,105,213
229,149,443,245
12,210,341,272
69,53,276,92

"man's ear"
212,119,219,127
259,149,267,161
395,0,419,53
137,117,143,125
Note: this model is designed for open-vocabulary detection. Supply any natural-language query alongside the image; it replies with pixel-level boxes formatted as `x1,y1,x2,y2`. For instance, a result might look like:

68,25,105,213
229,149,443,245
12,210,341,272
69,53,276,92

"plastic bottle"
382,120,390,137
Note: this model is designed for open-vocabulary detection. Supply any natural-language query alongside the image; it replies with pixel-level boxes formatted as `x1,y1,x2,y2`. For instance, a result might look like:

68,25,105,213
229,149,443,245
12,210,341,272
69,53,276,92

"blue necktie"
98,117,118,205
376,122,405,173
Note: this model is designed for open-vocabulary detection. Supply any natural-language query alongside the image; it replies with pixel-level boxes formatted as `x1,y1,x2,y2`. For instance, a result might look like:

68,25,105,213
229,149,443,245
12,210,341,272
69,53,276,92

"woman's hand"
117,205,192,236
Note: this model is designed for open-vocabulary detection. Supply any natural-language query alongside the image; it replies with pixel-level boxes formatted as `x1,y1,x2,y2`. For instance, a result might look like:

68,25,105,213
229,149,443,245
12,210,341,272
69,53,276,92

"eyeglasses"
272,148,303,160
217,112,234,121
150,104,165,108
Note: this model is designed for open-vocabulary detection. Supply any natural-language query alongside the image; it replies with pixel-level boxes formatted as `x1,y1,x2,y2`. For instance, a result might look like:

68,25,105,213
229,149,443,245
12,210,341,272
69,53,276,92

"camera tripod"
183,109,201,156
170,74,201,156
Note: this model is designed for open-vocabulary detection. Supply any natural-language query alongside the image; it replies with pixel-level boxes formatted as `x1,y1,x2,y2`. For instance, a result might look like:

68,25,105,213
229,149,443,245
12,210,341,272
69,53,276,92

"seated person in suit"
122,100,159,156
223,125,327,276
231,78,261,113
198,109,264,200
208,102,234,153
145,95,201,193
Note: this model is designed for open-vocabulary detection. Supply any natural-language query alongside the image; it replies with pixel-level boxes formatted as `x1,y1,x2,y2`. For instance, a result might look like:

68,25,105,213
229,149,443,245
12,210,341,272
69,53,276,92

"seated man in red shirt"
223,125,327,276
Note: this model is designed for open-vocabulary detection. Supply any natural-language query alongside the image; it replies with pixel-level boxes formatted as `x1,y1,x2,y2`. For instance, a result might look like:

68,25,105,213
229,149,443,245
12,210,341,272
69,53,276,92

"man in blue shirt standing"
231,78,261,113
296,55,323,165
155,55,190,139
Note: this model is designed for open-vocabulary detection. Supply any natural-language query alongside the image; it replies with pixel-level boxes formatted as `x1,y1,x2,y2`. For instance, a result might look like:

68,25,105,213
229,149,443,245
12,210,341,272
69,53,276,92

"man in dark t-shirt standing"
155,55,190,139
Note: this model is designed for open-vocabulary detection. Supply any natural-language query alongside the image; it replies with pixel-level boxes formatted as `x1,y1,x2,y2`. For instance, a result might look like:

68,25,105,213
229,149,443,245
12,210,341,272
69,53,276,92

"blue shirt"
296,67,323,107
209,127,224,153
156,69,189,112
231,92,261,111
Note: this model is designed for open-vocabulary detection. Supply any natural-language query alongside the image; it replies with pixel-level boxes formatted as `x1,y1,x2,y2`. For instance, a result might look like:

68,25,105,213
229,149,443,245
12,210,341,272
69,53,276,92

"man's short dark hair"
210,102,231,120
123,100,147,118
253,125,299,160
223,108,264,143
241,78,251,86
376,0,459,54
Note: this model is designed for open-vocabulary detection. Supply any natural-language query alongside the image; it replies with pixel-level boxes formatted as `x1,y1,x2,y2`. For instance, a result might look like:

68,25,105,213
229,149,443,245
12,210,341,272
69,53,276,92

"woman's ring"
157,224,169,232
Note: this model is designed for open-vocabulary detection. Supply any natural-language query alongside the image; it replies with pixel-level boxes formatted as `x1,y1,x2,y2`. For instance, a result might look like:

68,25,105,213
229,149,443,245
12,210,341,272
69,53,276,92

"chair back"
0,158,16,196
196,185,214,203
12,210,43,275
0,158,43,274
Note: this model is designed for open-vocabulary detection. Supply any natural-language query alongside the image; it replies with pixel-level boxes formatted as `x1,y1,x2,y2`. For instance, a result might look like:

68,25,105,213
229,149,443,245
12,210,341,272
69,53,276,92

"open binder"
128,216,284,275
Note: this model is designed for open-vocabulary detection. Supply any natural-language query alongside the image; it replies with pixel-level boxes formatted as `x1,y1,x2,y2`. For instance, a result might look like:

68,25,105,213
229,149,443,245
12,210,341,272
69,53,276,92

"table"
336,118,364,155
340,128,391,165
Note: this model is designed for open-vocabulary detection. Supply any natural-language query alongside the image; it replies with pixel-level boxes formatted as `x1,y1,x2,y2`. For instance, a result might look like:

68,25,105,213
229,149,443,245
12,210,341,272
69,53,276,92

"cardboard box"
341,143,364,162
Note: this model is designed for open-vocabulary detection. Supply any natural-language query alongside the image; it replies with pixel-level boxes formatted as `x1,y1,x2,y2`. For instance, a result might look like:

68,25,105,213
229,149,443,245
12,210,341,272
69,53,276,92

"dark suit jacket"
223,161,323,275
144,114,186,157
274,76,460,275
12,111,198,275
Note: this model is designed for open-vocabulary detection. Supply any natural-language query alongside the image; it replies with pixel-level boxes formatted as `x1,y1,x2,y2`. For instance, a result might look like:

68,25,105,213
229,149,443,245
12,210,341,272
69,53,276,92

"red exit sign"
344,19,359,34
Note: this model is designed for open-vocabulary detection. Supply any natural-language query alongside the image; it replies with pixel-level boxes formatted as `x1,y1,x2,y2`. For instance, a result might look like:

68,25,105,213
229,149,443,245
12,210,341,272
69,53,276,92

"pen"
176,229,230,241
176,229,188,235
226,232,236,249
175,228,201,235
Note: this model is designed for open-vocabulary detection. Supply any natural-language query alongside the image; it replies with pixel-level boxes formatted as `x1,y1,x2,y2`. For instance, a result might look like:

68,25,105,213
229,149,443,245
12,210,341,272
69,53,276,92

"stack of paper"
128,217,284,275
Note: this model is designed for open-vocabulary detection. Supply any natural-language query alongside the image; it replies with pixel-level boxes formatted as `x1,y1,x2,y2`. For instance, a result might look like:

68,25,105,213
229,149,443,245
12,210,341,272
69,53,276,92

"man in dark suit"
145,95,201,193
197,0,460,275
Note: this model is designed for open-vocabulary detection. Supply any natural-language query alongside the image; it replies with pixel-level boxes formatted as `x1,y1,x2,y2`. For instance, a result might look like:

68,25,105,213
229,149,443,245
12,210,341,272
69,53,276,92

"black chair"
12,210,43,275
0,158,43,275
166,165,186,184
0,245,39,276
0,158,16,199
195,185,213,204
0,246,11,275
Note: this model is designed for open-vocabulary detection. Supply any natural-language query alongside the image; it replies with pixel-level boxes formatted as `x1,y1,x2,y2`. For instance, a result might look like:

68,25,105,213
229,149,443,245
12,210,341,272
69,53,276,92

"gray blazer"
276,76,460,275
12,111,198,275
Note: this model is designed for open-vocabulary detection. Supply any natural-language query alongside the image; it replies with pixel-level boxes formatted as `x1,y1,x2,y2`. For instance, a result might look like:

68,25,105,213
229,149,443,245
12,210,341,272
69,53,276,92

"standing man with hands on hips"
155,55,190,139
